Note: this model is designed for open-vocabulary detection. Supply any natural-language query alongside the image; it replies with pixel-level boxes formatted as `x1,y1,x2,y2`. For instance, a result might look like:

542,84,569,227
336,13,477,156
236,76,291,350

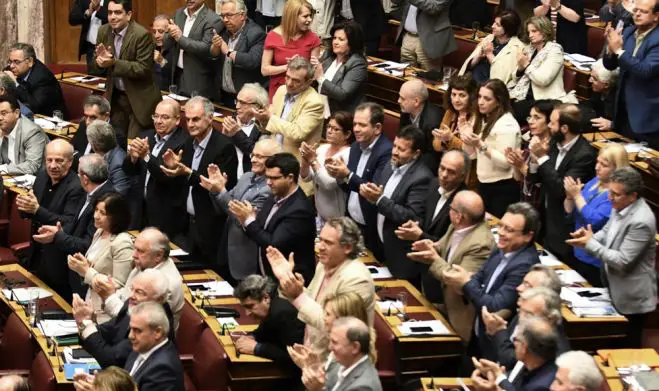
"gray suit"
393,0,457,59
211,172,271,279
324,357,382,391
0,116,48,175
164,6,223,98
585,198,657,315
216,19,267,95
320,53,368,113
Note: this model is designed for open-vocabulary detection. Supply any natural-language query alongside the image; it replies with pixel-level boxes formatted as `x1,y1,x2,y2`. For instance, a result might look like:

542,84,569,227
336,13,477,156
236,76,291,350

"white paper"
213,112,224,117
34,118,56,129
38,116,73,127
39,319,78,337
367,266,393,280
187,280,234,297
624,143,648,153
4,174,36,187
372,61,410,77
571,305,621,317
97,83,105,89
63,347,99,364
165,93,188,101
169,248,189,257
561,287,612,308
555,269,587,285
216,317,238,327
398,320,451,336
539,251,563,267
67,76,102,83
2,287,52,303
377,300,404,312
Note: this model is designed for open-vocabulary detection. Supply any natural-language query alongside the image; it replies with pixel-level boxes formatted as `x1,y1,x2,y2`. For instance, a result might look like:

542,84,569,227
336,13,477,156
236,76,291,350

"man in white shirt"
0,94,48,175
302,317,382,391
69,0,109,75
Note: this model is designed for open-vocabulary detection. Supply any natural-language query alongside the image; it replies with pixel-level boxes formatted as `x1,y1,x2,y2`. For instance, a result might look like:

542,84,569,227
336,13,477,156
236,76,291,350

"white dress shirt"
236,121,255,179
431,186,455,221
178,5,204,69
86,0,105,44
347,136,381,225
376,160,415,242
403,5,419,34
129,338,169,376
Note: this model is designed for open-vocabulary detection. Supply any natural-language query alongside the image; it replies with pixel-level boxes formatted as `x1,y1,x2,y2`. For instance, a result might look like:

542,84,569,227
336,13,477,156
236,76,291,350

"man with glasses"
211,0,266,108
0,94,48,175
201,139,279,283
164,0,222,99
3,43,66,117
122,99,188,236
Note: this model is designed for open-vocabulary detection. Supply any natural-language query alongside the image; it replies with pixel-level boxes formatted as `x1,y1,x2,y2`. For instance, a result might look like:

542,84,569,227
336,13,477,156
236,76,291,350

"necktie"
129,356,145,376
1,137,9,163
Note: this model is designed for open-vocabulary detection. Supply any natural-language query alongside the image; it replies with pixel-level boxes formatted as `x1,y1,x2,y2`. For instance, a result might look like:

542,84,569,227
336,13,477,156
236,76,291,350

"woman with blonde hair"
261,0,321,100
564,143,629,286
73,366,137,391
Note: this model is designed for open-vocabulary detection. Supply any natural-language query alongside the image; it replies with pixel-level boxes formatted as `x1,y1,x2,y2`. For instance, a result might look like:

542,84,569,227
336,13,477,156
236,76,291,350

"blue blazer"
572,177,612,267
124,340,184,391
603,25,659,135
500,361,558,391
463,244,539,360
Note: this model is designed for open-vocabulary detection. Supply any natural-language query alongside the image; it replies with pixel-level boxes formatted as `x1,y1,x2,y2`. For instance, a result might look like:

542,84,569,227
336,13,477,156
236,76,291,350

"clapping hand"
301,365,326,391
252,107,271,124
395,220,423,241
462,132,482,148
324,156,350,179
16,189,39,214
72,294,93,326
128,137,149,162
211,29,228,56
265,246,295,281
566,224,593,248
407,238,441,264
505,147,526,170
95,44,115,68
168,19,183,41
442,264,473,291
563,176,583,200
91,274,116,300
432,124,454,143
73,373,95,391
359,182,384,203
287,343,319,369
221,116,242,137
606,25,623,53
517,50,531,69
160,149,191,177
299,141,317,163
481,306,508,336
529,136,549,159
228,200,255,225
310,56,323,80
68,253,91,277
33,221,62,244
200,163,228,193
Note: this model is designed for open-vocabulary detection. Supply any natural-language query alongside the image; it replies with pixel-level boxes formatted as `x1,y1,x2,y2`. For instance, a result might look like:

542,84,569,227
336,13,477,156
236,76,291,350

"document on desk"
187,280,234,297
39,319,78,337
372,61,410,77
571,305,621,318
367,266,393,280
539,251,563,267
564,53,596,70
555,269,587,286
377,300,404,312
169,248,189,257
561,287,612,308
2,287,51,303
398,320,451,336
217,317,238,328
66,76,102,83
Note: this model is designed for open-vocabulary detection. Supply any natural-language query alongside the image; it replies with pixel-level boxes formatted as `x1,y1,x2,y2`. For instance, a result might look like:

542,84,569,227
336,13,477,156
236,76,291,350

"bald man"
408,190,495,342
398,79,444,172
123,99,189,235
17,139,85,301
0,375,29,391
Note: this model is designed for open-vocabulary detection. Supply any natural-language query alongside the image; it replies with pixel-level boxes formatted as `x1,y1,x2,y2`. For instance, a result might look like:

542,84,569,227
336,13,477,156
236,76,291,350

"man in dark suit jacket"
325,102,393,254
211,2,266,108
361,126,432,285
123,100,188,235
348,0,385,56
230,153,316,284
443,202,540,360
4,43,66,116
398,79,445,173
86,120,134,196
68,0,110,75
123,302,184,391
160,96,237,267
529,104,595,266
16,140,85,302
164,0,223,99
152,15,174,92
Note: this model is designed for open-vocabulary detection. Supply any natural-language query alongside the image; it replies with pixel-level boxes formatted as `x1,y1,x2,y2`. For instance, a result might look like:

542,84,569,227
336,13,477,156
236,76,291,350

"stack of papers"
187,280,234,297
539,250,563,267
2,287,51,303
398,320,451,336
165,93,188,101
555,269,587,286
561,287,612,308
377,300,404,312
169,248,189,257
367,266,393,280
565,53,596,71
371,61,410,77
571,305,621,318
67,76,102,83
38,319,78,337
624,143,650,154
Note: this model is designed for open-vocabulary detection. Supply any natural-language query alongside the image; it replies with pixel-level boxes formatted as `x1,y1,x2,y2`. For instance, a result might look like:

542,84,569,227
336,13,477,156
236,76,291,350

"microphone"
51,338,57,357
52,339,63,372
36,318,52,351
429,377,435,390
220,322,228,336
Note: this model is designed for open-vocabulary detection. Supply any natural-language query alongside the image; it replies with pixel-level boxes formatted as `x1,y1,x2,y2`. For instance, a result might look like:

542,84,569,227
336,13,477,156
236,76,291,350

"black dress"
535,0,588,55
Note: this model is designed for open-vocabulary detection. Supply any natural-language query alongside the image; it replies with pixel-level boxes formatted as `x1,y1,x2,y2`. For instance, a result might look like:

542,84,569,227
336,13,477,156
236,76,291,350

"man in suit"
529,104,596,266
230,153,315,283
0,94,48,175
3,43,66,116
398,79,445,172
552,351,604,391
343,0,386,56
567,167,657,348
16,140,85,302
253,57,324,194
603,0,659,148
392,0,456,71
71,95,127,165
233,275,304,369
123,99,188,236
471,316,559,391
325,102,393,253
211,0,266,108
443,202,540,360
302,317,382,391
0,74,34,121
160,96,237,268
164,0,223,99
123,302,184,390
151,15,173,92
408,190,495,342
359,125,433,285
94,0,162,139
69,0,110,75
87,120,133,196
74,269,173,368
201,139,279,283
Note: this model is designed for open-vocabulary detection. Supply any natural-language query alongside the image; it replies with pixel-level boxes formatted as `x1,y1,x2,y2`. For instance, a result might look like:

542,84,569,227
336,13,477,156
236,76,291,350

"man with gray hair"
252,57,324,194
211,0,266,108
124,301,184,389
587,59,617,134
0,375,29,391
302,317,382,391
87,120,133,196
568,167,657,348
0,73,33,120
71,95,127,166
551,351,603,391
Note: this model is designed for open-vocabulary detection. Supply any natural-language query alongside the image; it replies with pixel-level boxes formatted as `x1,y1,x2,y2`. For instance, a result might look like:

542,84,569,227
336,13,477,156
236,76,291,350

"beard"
551,130,565,143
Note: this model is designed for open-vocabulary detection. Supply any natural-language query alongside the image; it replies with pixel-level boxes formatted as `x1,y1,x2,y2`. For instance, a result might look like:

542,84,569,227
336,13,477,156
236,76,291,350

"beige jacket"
474,112,521,183
459,35,526,85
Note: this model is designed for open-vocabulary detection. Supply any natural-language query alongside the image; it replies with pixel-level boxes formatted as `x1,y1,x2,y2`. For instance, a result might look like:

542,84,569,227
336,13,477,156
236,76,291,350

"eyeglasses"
250,153,272,160
6,58,28,67
499,224,525,234
237,99,256,107
220,11,244,19
152,114,174,121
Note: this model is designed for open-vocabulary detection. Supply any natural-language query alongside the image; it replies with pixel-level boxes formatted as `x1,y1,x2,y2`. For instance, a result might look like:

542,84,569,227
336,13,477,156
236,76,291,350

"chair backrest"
563,67,578,95
383,109,400,142
8,197,32,247
587,27,606,60
0,312,34,369
442,38,477,70
60,83,91,122
28,351,56,391
176,302,205,356
373,313,396,373
191,328,228,391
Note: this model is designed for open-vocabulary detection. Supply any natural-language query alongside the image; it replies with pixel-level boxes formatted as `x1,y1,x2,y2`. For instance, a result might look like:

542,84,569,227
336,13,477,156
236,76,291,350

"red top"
264,29,321,100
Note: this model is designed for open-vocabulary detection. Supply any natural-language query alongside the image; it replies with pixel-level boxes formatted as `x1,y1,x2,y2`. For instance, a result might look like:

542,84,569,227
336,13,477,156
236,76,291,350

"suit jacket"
463,245,539,360
14,60,67,116
319,52,368,113
217,19,266,94
400,103,445,173
104,146,133,196
124,340,184,391
71,120,128,162
230,124,261,174
393,0,456,59
164,6,223,98
428,221,494,342
603,25,659,135
122,127,189,237
374,159,433,280
585,198,658,314
244,187,316,283
421,181,467,241
95,21,162,128
499,361,558,391
212,172,271,279
350,0,386,44
460,35,525,85
1,116,48,175
531,136,596,261
252,295,304,369
264,86,324,194
68,0,110,58
324,357,382,391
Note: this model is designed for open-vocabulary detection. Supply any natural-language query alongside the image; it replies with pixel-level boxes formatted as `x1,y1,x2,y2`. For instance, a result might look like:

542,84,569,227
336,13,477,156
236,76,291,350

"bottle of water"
28,290,39,326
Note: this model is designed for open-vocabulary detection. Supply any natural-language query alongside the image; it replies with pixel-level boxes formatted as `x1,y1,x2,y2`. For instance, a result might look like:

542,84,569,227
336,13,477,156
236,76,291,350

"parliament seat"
374,313,397,390
177,301,205,357
0,313,34,370
0,196,32,265
587,27,606,59
383,109,401,142
183,328,228,391
60,82,91,121
443,38,477,70
28,351,56,391
563,67,578,95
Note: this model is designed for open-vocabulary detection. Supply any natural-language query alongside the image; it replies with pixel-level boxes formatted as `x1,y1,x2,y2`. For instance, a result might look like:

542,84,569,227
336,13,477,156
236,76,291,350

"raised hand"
200,163,228,193
228,200,255,225
33,221,62,244
265,246,295,281
168,19,183,41
394,220,423,241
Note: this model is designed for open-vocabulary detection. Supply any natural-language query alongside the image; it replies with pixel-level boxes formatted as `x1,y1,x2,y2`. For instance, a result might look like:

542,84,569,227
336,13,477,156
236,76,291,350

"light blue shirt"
347,136,381,225
186,129,212,216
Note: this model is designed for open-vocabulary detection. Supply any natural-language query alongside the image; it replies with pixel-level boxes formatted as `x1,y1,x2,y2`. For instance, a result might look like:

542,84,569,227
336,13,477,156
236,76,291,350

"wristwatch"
227,50,234,58
479,143,488,153
78,319,93,332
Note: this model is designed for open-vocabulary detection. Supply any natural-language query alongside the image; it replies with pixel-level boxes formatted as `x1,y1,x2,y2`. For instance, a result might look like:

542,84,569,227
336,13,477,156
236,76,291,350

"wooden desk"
597,349,659,370
34,114,77,141
420,377,472,391
2,176,29,195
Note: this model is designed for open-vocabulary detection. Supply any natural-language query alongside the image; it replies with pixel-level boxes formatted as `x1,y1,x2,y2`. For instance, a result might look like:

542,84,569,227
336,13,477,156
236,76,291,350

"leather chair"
443,38,477,70
28,351,56,391
0,313,34,370
183,328,228,391
60,83,91,121
374,313,397,390
587,27,606,59
176,301,205,357
383,109,401,142
563,67,578,94
0,195,32,265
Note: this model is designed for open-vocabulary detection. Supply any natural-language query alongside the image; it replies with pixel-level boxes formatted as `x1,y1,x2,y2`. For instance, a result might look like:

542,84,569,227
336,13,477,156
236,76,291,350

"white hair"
591,59,618,84
135,268,169,302
132,301,170,337
555,351,604,391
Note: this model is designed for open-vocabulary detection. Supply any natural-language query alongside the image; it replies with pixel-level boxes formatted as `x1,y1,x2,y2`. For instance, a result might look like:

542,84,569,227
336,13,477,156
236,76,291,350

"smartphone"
616,19,624,33
374,63,389,69
410,326,433,333
368,267,378,274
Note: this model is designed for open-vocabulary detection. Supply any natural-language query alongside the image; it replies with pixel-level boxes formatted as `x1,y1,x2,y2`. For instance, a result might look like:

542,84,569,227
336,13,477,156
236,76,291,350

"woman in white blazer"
508,16,578,123
67,193,134,324
459,10,526,85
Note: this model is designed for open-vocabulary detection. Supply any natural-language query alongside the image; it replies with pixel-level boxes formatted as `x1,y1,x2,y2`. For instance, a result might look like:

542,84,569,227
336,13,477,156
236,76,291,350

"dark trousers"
111,90,144,139
254,13,281,32
620,312,648,348
479,179,521,218
84,41,106,76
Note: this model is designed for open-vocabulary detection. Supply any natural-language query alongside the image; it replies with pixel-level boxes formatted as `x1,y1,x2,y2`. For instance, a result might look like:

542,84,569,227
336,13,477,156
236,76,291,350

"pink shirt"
264,30,321,100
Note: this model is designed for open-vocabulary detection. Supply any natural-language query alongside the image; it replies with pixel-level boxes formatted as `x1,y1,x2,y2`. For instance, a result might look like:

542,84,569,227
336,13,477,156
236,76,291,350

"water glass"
52,110,64,134
27,289,39,326
169,84,179,96
396,292,408,319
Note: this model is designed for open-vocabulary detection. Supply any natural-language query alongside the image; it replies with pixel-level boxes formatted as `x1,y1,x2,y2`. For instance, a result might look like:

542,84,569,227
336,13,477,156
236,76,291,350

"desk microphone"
35,318,52,350
220,322,229,336
52,339,64,372
429,378,435,390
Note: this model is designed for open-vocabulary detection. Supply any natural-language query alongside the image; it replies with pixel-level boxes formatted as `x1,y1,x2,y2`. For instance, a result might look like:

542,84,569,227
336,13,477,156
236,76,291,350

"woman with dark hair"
460,10,526,84
462,79,522,217
310,21,368,114
300,111,352,223
67,192,133,323
432,74,478,153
